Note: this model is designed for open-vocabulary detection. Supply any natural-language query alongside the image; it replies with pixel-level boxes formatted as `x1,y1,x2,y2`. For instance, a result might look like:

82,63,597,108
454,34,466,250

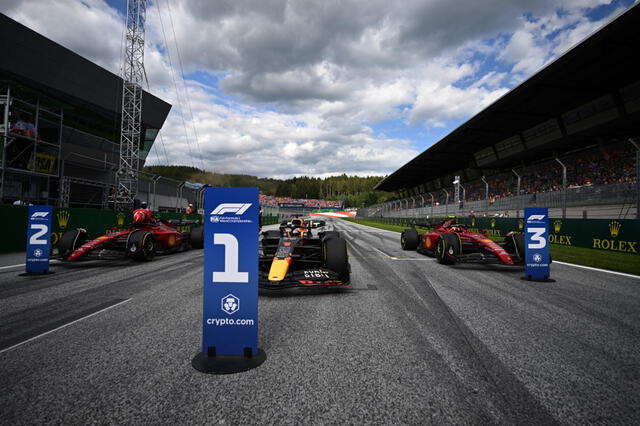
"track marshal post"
22,205,54,276
192,187,266,374
523,207,554,282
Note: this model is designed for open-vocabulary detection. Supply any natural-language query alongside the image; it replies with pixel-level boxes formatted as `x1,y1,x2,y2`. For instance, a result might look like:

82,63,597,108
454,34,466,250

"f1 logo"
527,214,546,222
30,211,49,219
211,203,252,215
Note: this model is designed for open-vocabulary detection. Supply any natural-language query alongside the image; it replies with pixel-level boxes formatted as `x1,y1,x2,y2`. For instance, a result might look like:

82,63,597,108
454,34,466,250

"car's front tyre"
323,237,349,281
59,229,88,260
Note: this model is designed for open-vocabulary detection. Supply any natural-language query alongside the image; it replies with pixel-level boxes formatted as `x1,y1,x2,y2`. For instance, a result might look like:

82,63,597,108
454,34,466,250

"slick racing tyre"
323,237,349,279
190,226,204,249
506,233,525,261
436,233,461,265
127,230,157,261
59,229,88,260
322,231,340,241
401,228,419,250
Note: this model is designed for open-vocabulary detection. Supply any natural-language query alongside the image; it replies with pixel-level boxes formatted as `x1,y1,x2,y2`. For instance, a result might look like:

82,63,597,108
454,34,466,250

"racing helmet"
141,201,148,209
132,209,146,225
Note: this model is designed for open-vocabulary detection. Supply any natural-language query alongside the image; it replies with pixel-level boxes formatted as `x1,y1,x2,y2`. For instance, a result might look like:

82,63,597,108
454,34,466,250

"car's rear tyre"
127,230,157,261
59,229,88,259
190,226,204,249
436,233,460,265
401,228,419,250
322,231,340,241
323,237,349,280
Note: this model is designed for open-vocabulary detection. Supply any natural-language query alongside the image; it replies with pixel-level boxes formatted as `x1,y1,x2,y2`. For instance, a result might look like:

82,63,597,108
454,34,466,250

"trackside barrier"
0,205,203,254
260,215,279,226
352,216,640,256
192,187,266,374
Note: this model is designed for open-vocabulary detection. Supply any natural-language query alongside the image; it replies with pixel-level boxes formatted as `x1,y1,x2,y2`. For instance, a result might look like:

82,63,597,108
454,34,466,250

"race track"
1,218,639,424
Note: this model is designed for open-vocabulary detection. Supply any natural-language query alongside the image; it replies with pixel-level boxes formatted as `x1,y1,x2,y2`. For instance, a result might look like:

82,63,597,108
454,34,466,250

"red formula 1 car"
259,217,350,289
58,208,204,262
400,217,524,265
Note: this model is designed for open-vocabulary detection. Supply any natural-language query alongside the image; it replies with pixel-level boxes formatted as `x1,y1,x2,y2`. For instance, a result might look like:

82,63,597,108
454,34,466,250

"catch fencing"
359,182,637,219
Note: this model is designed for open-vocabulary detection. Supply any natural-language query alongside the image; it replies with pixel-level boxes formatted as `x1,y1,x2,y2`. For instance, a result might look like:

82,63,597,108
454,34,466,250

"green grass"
344,217,640,276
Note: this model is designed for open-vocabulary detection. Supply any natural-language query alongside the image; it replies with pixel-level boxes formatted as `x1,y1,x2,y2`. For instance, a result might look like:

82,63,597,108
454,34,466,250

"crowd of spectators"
393,142,636,208
259,194,343,209
454,143,636,204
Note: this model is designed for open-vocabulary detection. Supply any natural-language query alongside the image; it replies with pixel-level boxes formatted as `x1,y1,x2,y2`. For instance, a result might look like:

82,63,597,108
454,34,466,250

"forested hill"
142,166,393,208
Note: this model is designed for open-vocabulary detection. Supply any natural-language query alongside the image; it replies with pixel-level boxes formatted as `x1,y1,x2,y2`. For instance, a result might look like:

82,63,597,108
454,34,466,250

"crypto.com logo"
221,294,240,315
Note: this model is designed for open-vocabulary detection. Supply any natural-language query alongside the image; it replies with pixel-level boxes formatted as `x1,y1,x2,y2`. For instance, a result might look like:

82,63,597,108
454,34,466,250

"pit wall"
355,216,639,256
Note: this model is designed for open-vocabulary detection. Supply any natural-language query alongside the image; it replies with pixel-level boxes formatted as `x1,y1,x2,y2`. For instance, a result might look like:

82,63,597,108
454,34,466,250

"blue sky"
2,0,637,177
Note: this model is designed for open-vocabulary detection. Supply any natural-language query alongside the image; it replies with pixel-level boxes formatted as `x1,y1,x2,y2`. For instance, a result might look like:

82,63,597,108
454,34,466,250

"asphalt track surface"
1,219,639,425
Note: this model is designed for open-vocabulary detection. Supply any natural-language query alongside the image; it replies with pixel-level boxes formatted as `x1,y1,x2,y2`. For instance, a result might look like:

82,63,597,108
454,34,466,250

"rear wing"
411,221,433,228
279,219,326,229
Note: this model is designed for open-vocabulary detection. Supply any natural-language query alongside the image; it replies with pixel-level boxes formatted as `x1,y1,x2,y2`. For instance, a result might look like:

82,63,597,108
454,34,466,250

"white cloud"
0,0,631,178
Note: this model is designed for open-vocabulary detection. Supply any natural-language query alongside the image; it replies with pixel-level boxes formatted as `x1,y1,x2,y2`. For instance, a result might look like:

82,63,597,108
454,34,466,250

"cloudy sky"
1,0,636,178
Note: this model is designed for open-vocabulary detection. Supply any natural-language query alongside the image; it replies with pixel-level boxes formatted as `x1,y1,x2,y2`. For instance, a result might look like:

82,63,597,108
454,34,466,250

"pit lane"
1,219,639,424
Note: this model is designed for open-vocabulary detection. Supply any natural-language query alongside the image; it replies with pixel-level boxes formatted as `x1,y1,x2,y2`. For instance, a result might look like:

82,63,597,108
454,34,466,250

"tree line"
142,165,393,208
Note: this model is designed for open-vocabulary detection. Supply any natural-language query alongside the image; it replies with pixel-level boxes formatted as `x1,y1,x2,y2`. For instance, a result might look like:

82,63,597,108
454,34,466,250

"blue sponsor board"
25,205,52,274
202,187,259,355
524,207,551,280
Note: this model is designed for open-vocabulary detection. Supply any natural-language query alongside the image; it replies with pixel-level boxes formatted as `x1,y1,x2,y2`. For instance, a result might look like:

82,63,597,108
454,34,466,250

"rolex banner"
462,217,638,255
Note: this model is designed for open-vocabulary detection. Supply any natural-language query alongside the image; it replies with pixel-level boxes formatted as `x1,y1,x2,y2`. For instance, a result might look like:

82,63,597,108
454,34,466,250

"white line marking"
0,260,60,270
553,261,640,280
0,298,132,354
373,247,396,259
371,247,429,261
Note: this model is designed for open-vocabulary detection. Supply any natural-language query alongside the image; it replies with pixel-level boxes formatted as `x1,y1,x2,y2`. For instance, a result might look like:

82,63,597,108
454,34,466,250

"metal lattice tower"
114,0,147,210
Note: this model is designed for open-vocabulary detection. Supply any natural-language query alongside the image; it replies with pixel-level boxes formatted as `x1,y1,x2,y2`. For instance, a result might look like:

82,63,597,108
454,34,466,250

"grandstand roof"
376,3,640,192
0,13,171,130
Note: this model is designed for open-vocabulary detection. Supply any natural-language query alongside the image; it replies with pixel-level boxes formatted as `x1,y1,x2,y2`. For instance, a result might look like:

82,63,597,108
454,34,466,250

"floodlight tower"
114,0,147,210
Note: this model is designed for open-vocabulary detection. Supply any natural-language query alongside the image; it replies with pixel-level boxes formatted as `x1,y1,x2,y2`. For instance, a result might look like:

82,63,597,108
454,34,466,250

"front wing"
259,267,350,289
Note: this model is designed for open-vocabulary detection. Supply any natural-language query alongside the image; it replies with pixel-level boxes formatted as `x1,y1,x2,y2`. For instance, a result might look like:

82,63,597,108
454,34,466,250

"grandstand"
0,13,198,211
363,4,640,220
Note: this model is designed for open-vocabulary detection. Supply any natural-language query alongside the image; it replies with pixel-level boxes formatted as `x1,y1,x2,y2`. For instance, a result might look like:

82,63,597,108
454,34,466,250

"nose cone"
268,258,291,281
